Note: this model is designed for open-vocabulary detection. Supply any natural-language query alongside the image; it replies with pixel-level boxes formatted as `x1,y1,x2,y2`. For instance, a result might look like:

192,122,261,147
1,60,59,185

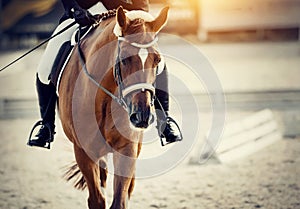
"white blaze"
138,48,148,72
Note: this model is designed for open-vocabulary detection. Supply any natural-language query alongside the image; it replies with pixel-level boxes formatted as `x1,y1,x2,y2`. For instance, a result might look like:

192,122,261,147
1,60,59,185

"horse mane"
124,18,156,45
128,18,146,35
113,9,154,37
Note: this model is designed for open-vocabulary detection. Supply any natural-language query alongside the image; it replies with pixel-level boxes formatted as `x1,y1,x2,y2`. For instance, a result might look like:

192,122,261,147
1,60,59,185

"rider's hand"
70,6,97,26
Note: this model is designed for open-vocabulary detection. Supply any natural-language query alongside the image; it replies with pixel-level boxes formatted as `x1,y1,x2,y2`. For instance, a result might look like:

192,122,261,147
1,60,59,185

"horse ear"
116,6,128,29
149,6,169,33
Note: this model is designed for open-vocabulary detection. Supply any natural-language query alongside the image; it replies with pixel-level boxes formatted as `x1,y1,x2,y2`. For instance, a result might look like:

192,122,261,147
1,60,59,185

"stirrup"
157,117,183,146
27,120,53,149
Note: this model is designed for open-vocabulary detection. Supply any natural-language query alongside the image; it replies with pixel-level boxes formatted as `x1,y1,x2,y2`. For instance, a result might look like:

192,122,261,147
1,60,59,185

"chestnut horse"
58,6,169,209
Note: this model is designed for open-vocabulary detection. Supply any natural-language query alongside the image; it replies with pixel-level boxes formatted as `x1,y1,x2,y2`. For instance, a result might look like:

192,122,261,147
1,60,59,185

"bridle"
114,35,158,108
77,25,158,110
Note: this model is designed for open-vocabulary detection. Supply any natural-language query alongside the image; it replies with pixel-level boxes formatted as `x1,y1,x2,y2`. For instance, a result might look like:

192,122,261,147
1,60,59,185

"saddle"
49,26,92,88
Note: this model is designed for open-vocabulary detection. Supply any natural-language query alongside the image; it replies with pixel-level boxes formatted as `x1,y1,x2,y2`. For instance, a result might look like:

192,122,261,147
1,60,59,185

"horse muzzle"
126,89,155,129
129,105,154,129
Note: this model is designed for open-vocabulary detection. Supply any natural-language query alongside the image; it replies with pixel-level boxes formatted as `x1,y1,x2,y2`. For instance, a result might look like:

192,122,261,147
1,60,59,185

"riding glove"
64,4,96,26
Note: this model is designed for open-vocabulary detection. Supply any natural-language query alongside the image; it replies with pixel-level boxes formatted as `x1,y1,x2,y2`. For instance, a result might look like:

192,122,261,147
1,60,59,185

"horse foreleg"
99,156,108,197
128,141,141,199
128,174,135,199
74,145,106,209
128,140,142,199
110,143,137,209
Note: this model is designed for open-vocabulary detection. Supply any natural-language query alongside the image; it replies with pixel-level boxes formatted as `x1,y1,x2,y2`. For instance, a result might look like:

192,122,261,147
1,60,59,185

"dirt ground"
0,39,299,208
0,118,299,209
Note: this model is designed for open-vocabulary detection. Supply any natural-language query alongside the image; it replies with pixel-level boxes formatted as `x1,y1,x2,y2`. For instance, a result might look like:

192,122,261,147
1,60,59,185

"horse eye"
121,58,129,66
121,59,127,66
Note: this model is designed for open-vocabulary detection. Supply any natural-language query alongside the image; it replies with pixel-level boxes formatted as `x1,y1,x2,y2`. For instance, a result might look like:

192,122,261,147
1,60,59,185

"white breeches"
37,3,106,84
37,19,77,84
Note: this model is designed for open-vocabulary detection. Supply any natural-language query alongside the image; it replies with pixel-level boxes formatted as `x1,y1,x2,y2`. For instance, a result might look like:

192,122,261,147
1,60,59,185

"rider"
30,0,182,148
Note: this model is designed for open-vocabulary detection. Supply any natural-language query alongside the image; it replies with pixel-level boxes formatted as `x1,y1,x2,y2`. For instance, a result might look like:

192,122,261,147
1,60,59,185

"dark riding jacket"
61,0,149,12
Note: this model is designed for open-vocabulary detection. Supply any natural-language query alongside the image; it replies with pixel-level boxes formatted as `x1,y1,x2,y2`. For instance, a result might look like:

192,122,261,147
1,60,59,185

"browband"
117,36,158,48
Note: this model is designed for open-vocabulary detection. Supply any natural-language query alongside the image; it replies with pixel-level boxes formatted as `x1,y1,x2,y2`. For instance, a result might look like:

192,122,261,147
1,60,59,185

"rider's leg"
31,19,77,146
29,75,57,147
37,19,76,84
155,64,182,143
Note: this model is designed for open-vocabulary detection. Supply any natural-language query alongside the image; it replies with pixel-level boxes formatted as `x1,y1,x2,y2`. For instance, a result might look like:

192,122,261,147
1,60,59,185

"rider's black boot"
155,65,182,144
28,75,56,148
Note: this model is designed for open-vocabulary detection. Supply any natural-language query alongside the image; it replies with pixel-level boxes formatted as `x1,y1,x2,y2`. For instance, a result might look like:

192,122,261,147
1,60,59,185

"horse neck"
81,20,120,104
83,20,119,93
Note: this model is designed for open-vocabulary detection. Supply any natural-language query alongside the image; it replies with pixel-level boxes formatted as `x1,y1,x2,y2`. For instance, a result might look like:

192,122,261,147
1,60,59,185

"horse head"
114,6,169,129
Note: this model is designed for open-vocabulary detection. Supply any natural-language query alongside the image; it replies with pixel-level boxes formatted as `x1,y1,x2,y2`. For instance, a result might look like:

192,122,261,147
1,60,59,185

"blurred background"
0,0,300,47
0,0,199,48
0,0,299,208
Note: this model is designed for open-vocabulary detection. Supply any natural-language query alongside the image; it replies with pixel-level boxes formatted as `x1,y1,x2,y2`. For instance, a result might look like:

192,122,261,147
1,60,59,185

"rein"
77,27,128,108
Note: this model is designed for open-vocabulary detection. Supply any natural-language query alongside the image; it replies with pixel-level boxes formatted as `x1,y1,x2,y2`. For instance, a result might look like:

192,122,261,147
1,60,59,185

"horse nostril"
130,112,141,125
129,110,155,128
